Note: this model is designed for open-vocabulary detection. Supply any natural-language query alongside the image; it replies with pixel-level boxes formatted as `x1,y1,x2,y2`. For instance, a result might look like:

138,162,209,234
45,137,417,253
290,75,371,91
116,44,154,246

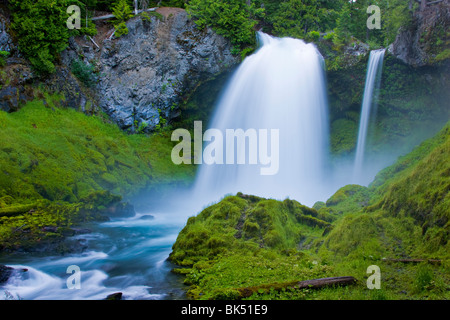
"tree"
9,0,76,74
186,0,264,47
335,0,369,43
112,0,134,37
272,0,322,38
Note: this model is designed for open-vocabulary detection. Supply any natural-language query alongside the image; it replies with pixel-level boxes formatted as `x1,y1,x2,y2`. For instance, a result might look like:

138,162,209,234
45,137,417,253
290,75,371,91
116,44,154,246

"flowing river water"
0,209,188,300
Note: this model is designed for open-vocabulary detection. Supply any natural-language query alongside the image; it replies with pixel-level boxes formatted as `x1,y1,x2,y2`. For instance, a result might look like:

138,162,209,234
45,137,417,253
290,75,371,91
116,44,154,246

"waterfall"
353,49,385,185
191,32,331,207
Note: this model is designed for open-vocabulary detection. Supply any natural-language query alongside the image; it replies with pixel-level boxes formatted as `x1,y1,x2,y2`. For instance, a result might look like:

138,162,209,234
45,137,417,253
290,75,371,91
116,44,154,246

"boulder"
0,265,13,285
105,292,123,300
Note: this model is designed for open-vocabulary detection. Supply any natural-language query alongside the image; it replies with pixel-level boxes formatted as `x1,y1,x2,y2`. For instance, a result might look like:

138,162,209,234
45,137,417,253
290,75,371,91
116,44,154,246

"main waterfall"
192,32,331,207
353,49,386,185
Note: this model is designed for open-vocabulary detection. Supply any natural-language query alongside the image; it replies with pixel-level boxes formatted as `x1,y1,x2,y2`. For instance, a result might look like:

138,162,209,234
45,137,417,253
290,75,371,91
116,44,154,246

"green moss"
432,49,450,63
369,123,450,235
0,96,196,251
0,97,195,203
325,184,371,214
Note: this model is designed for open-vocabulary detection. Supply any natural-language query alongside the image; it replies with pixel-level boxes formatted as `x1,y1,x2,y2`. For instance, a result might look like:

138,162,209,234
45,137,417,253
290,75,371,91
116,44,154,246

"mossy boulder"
170,194,331,267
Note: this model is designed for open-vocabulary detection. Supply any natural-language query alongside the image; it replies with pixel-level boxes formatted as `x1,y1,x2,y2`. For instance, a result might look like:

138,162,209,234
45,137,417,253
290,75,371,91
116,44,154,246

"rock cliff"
64,8,239,132
0,8,240,131
390,1,450,67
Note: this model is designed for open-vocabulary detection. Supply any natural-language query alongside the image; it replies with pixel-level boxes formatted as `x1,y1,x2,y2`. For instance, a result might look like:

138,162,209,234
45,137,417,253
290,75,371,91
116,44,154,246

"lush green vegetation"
186,0,264,55
170,122,450,300
169,193,335,299
8,0,73,74
5,0,440,73
2,0,448,301
8,0,98,74
184,0,419,55
112,0,134,38
0,94,195,250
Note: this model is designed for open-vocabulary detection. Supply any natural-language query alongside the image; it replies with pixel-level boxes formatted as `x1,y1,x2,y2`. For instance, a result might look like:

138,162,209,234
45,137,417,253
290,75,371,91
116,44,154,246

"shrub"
306,30,320,42
9,0,74,74
112,0,133,38
413,264,434,292
71,59,98,88
0,51,10,67
114,22,129,38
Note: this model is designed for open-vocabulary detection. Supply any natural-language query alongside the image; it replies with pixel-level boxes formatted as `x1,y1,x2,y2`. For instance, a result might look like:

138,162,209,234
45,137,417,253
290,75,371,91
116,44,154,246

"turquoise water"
0,211,187,300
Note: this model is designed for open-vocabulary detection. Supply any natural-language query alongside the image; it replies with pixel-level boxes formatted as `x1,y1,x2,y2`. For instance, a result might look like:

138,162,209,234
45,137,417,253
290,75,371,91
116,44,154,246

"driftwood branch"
237,276,357,299
382,258,441,265
91,7,157,21
88,36,100,49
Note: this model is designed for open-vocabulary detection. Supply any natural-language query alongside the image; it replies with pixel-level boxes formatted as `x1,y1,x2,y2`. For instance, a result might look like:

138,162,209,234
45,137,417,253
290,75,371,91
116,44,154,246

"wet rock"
0,12,17,55
0,265,14,285
0,86,19,112
71,228,92,235
106,202,136,218
0,266,28,285
105,292,123,300
42,226,59,233
139,214,155,220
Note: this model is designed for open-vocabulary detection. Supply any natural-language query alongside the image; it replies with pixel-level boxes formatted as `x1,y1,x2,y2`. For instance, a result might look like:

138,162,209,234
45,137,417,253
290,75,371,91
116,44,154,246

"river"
0,209,188,300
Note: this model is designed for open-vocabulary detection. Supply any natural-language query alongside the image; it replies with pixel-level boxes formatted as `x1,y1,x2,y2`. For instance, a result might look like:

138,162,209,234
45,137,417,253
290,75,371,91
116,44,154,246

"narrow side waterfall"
192,32,330,207
353,49,385,185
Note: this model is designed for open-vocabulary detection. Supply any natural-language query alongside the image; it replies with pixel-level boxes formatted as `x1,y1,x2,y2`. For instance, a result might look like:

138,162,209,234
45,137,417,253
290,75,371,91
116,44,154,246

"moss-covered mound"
170,122,450,300
169,193,338,299
170,193,333,267
318,122,449,260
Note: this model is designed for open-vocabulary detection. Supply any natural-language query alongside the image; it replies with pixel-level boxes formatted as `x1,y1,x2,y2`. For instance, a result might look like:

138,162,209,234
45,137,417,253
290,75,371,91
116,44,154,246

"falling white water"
353,49,385,185
192,32,331,207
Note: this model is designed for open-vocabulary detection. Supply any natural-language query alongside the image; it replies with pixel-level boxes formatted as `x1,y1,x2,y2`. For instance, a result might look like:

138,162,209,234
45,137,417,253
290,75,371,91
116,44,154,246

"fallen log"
88,36,100,49
237,276,357,298
381,258,441,265
91,7,157,21
0,203,38,217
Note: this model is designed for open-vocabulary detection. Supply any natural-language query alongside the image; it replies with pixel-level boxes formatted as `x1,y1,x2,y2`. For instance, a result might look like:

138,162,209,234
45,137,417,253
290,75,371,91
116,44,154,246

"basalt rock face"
390,1,450,67
0,8,239,130
94,8,239,132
